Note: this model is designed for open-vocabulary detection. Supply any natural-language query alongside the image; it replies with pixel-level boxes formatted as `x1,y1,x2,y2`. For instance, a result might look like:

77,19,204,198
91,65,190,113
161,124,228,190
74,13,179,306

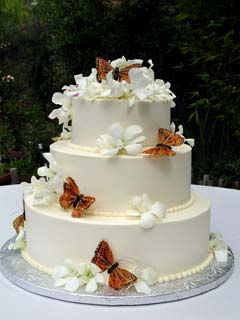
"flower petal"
94,273,105,284
109,122,123,139
52,92,63,105
54,278,68,287
65,277,80,292
85,278,98,293
134,279,151,294
214,249,228,262
139,212,156,229
89,263,102,275
151,202,166,219
185,138,195,147
124,143,142,155
123,125,143,141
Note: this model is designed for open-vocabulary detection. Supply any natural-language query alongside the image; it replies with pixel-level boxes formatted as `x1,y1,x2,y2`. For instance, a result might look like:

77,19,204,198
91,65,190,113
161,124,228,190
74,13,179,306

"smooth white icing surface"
71,98,171,146
51,141,191,210
24,192,211,275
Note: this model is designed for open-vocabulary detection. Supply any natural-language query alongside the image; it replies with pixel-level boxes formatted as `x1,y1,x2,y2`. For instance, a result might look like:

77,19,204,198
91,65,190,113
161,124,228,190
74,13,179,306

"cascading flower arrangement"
49,57,176,138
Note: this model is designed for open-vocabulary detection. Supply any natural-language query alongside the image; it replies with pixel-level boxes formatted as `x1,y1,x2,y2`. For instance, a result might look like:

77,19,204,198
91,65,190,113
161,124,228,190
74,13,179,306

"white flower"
49,92,72,127
129,60,176,107
128,193,166,229
52,261,105,293
96,122,146,156
110,56,143,69
49,58,175,110
170,122,195,147
76,262,106,293
21,176,56,205
8,227,26,250
209,232,228,262
134,267,158,294
37,153,63,194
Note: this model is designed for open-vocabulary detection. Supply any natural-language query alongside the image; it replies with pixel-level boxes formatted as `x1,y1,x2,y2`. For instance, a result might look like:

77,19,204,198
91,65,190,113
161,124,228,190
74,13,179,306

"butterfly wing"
142,146,176,157
59,177,80,209
96,57,113,82
13,214,24,234
71,196,95,218
158,128,184,146
91,240,114,271
109,268,137,290
119,63,141,83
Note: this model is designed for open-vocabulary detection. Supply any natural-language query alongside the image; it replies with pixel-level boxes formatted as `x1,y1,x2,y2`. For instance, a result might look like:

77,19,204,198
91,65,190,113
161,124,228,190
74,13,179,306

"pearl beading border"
21,249,213,284
84,195,195,218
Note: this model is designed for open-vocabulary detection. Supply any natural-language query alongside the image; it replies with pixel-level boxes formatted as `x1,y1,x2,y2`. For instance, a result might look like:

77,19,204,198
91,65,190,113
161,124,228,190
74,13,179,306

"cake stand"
0,237,234,306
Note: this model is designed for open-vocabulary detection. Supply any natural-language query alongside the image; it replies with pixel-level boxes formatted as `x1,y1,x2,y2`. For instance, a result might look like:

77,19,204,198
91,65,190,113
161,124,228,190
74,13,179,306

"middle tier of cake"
51,141,192,213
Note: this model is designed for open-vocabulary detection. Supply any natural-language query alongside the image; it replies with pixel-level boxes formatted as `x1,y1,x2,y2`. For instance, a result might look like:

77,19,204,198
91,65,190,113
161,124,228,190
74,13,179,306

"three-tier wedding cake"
10,57,227,294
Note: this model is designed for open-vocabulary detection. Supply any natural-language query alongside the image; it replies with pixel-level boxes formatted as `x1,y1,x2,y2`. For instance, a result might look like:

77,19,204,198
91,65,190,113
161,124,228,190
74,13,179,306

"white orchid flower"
49,58,175,110
128,193,166,229
49,92,72,127
170,122,195,147
52,261,105,293
21,176,56,205
134,267,158,294
76,262,106,293
96,122,146,156
52,259,81,292
37,153,64,194
110,56,143,69
209,232,229,262
8,227,26,250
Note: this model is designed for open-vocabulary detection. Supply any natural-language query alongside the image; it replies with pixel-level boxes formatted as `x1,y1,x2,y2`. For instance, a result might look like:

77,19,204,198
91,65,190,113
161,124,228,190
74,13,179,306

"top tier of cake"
71,98,171,147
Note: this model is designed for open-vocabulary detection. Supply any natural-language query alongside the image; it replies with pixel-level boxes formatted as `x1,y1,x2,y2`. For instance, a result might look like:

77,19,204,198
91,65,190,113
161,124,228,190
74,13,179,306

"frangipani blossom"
128,193,166,229
37,152,63,194
170,122,195,147
49,58,175,112
21,176,56,205
52,261,105,293
49,92,72,127
209,232,229,262
129,60,176,107
96,122,146,156
134,267,158,294
8,227,26,250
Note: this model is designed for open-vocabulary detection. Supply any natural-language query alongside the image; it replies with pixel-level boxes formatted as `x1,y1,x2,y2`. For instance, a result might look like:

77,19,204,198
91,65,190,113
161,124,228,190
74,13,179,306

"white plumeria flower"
52,261,105,293
128,193,166,229
8,227,26,250
209,232,229,262
52,259,80,292
37,153,64,194
134,267,158,294
110,56,143,69
21,176,56,205
129,60,176,107
170,122,195,147
49,92,72,127
49,58,175,110
96,122,146,156
76,262,106,293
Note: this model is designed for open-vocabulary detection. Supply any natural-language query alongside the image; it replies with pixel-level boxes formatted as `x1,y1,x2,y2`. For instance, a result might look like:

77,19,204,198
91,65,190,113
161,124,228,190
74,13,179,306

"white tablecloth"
0,184,239,320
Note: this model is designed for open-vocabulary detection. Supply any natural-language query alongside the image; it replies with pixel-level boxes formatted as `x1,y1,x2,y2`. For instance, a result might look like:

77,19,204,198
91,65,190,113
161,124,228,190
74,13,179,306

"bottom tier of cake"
24,192,211,278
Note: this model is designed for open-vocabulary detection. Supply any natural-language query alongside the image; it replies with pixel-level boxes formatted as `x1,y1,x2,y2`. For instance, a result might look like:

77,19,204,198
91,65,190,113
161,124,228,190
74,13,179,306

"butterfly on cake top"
49,57,176,140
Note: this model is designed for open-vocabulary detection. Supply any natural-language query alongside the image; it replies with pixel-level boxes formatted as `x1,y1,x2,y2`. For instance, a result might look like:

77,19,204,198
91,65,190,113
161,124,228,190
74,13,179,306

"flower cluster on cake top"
49,57,176,139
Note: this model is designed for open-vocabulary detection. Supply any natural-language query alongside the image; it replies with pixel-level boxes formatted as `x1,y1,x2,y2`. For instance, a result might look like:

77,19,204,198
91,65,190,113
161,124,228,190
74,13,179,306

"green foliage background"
0,0,239,185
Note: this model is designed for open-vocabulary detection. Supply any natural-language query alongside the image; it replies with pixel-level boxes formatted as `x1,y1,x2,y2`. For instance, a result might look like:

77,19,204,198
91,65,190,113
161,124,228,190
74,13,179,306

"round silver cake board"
0,237,234,306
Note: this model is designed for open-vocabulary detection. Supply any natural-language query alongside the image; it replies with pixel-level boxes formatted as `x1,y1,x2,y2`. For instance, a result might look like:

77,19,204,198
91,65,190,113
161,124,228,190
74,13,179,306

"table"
0,184,239,320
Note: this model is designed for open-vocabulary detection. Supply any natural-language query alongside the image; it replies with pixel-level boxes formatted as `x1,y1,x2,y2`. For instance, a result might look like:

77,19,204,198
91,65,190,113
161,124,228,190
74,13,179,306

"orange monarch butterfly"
143,128,184,158
96,57,141,83
59,177,95,218
92,240,137,290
